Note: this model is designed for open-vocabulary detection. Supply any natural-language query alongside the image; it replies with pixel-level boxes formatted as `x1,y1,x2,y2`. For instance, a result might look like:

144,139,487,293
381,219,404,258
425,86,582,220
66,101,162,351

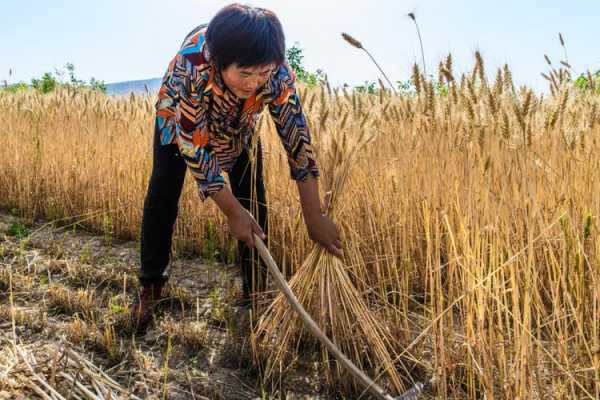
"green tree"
286,44,326,87
396,79,414,95
89,77,107,93
574,70,600,94
354,80,377,94
286,44,306,77
65,62,86,87
31,72,58,93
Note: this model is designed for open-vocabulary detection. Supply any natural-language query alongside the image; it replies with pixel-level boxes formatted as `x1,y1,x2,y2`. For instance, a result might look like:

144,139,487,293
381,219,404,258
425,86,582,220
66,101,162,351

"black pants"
139,122,268,296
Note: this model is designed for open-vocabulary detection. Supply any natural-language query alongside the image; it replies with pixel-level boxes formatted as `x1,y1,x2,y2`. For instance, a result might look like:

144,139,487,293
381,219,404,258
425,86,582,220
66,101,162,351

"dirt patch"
0,211,333,399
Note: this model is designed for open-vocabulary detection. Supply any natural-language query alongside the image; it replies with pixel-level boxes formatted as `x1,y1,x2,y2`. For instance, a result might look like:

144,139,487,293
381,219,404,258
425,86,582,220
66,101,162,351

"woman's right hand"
211,187,265,247
226,206,266,248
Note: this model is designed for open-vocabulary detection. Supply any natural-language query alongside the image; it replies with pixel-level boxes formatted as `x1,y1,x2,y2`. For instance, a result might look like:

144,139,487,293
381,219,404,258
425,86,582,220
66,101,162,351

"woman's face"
221,63,275,99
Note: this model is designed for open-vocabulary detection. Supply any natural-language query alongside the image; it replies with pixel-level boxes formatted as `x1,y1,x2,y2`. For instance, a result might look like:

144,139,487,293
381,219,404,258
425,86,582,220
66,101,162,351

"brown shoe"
130,284,165,331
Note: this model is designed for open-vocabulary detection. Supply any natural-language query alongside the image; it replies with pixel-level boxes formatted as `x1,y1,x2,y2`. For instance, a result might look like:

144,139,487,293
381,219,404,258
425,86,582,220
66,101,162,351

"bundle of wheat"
253,128,407,396
0,337,141,400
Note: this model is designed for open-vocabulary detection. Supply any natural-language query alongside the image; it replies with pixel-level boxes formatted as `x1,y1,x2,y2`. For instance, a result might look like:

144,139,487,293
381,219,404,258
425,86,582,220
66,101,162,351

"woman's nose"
246,79,260,91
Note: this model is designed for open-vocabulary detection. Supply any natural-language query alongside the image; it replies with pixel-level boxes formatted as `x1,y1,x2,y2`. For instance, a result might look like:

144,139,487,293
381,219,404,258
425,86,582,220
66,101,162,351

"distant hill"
105,78,162,96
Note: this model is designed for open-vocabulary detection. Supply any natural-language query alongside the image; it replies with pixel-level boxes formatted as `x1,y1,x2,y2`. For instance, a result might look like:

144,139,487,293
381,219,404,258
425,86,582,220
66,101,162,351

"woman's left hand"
305,212,343,258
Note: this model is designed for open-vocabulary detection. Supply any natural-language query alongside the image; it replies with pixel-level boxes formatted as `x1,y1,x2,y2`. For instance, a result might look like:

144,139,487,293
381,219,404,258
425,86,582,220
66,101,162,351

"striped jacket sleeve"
267,64,319,181
160,53,226,201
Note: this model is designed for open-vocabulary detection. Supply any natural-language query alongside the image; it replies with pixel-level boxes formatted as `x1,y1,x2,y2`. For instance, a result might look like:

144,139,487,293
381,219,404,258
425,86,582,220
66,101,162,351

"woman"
132,4,342,328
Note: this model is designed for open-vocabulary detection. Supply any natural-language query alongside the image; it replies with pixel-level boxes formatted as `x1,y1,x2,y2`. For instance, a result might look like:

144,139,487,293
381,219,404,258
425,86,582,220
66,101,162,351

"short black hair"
206,4,285,70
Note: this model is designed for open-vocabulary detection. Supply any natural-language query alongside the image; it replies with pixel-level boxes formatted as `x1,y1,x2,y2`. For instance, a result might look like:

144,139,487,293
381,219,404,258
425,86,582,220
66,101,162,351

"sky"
2,1,599,92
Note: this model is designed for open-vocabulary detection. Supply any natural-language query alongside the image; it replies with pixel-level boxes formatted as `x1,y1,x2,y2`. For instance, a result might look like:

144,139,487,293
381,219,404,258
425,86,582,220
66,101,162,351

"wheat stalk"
342,32,398,94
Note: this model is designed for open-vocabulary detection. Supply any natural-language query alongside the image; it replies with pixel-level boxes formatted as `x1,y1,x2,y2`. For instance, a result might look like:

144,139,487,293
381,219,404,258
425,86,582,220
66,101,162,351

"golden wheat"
1,54,599,398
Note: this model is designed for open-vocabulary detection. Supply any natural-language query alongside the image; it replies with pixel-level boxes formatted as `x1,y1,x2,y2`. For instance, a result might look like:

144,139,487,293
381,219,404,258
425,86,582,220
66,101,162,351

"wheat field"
1,54,599,399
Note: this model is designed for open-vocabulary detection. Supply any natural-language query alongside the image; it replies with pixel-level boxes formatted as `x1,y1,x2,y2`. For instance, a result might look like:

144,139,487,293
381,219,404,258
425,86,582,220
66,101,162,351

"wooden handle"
253,234,395,400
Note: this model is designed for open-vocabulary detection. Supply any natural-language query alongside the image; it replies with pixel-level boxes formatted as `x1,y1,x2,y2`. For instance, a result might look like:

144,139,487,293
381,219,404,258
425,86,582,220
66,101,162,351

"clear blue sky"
2,1,599,92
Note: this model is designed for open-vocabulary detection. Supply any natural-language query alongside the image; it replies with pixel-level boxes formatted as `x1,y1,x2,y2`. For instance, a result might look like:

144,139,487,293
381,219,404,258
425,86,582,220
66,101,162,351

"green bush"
574,70,600,94
2,82,29,93
7,222,30,239
2,63,107,94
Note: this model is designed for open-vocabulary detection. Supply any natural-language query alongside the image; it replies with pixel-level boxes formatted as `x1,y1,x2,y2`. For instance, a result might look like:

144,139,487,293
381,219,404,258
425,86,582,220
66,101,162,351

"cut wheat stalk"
253,234,400,400
18,375,55,400
0,338,140,400
58,371,103,400
254,130,416,398
254,234,432,400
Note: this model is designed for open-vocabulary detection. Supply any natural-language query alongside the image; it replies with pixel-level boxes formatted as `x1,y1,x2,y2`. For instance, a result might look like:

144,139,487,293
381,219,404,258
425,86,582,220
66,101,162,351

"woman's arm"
165,53,263,248
163,53,227,201
211,186,266,248
266,64,343,258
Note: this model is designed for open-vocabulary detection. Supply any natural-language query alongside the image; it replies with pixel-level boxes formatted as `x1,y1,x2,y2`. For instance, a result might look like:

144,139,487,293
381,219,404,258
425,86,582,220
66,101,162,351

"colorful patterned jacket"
155,24,319,201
